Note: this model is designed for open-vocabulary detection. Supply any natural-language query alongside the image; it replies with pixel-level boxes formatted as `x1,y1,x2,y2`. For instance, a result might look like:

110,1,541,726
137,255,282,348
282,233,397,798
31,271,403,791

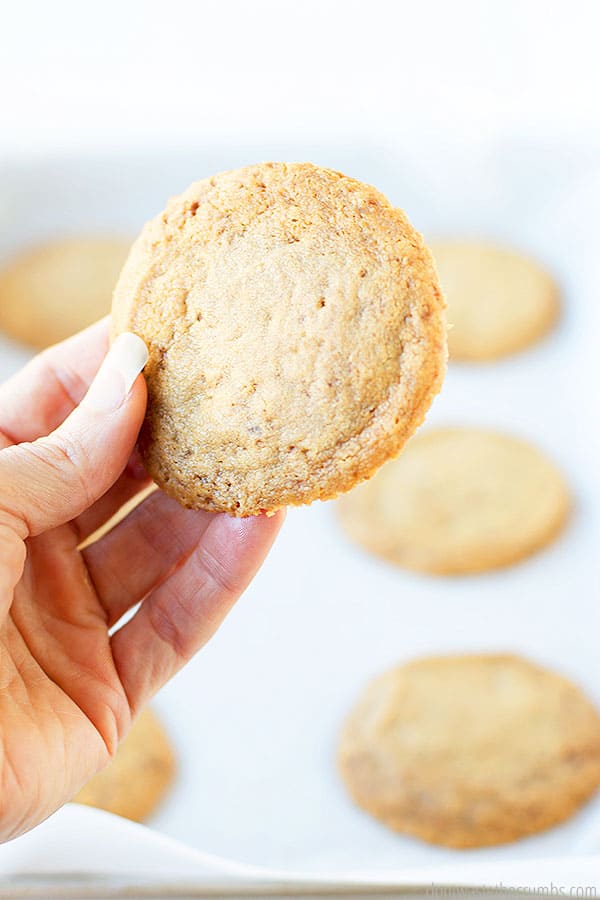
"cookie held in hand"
112,163,446,516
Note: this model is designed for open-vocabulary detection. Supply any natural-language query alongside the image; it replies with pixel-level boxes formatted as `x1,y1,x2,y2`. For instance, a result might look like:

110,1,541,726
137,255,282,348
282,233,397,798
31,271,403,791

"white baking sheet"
0,139,599,879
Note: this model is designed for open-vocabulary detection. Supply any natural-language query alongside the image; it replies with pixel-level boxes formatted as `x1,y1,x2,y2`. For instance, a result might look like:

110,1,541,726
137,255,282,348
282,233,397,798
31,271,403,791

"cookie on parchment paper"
430,240,559,361
337,427,570,575
74,707,175,823
0,237,130,349
338,654,600,848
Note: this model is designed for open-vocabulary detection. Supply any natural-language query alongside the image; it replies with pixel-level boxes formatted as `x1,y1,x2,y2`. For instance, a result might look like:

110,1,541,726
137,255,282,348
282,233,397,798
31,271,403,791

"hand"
0,319,283,842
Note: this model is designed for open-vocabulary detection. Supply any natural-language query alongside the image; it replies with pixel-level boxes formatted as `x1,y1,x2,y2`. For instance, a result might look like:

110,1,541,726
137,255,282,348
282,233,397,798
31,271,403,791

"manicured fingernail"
84,333,149,412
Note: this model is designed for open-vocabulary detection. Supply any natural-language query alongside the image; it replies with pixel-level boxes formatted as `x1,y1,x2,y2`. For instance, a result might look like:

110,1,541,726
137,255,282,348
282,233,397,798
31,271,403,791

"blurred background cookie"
0,236,130,349
338,654,600,848
337,427,570,575
74,707,175,823
430,240,559,361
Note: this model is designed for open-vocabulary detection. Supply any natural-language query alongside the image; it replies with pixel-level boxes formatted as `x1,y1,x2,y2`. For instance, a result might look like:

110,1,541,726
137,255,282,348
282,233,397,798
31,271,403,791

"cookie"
429,240,559,361
338,654,600,848
111,162,446,516
74,708,175,822
0,237,131,349
337,427,570,575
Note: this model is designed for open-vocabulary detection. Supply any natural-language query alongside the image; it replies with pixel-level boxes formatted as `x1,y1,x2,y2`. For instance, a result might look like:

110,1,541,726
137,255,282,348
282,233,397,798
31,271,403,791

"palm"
0,321,282,842
1,523,123,840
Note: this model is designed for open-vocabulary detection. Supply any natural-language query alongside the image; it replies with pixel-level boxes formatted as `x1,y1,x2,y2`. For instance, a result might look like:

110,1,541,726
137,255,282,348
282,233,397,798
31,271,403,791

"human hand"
0,319,283,842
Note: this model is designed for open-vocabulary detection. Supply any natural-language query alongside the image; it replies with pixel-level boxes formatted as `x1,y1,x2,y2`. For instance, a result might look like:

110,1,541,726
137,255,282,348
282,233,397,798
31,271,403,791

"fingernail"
84,333,149,413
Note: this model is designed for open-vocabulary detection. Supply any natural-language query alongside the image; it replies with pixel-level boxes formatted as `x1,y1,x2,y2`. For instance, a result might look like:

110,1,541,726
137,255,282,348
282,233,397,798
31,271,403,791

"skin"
0,318,283,842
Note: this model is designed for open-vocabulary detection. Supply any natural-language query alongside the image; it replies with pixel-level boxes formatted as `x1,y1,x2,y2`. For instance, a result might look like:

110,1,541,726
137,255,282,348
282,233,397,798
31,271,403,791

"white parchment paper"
0,138,598,885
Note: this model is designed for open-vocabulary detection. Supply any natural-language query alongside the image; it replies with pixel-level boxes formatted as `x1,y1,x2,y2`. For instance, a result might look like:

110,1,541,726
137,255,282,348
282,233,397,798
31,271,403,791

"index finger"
0,317,110,447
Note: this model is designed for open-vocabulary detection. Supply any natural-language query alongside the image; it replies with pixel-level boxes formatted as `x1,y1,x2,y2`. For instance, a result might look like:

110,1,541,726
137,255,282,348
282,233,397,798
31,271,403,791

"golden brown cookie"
337,427,570,575
112,162,446,516
338,654,600,848
0,237,131,349
74,708,175,822
429,240,559,361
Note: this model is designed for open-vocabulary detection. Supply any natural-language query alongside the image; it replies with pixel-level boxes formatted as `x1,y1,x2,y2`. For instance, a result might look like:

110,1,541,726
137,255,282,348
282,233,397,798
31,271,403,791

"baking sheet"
0,139,599,876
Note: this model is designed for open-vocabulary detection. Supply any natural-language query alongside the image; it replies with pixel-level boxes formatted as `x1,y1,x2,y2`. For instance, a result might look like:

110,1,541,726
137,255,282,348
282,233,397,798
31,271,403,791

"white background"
1,0,600,878
1,0,599,155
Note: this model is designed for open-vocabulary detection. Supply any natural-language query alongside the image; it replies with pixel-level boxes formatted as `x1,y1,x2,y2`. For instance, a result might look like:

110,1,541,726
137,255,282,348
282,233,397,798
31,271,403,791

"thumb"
0,333,148,537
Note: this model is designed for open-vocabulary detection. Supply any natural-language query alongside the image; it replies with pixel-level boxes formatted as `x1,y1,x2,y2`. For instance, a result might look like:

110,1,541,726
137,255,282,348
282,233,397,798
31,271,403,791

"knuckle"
94,692,132,759
147,595,193,662
34,435,95,510
193,543,241,597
